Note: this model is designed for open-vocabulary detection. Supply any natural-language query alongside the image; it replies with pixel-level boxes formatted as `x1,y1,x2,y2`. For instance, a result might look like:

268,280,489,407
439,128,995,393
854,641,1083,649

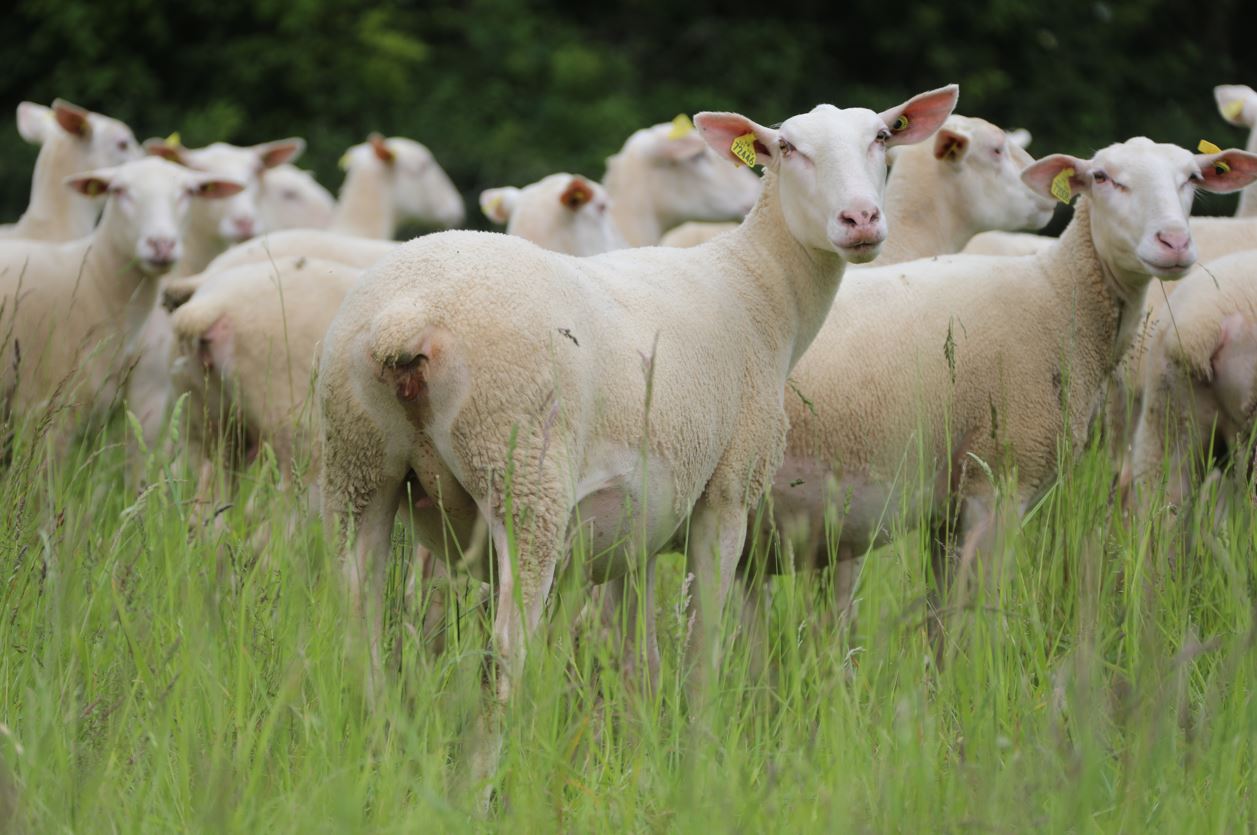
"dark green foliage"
2,0,1255,227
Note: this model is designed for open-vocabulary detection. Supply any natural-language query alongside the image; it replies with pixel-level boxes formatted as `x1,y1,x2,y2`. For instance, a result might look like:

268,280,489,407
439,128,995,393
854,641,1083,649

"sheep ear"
1021,154,1089,204
188,176,246,200
693,112,779,169
654,131,708,162
479,187,519,224
1194,149,1257,193
1214,85,1257,128
879,84,959,148
254,137,305,169
560,176,595,210
368,133,395,165
144,137,186,164
1006,128,1032,149
16,102,52,144
64,168,116,197
933,128,970,162
52,98,91,139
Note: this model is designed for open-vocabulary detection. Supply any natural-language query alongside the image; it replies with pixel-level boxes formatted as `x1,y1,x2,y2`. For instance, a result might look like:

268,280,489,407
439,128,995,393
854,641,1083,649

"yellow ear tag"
487,194,504,217
892,114,910,133
730,132,758,167
1198,139,1231,174
1223,100,1245,122
1050,167,1075,204
164,131,181,148
667,114,695,140
338,151,351,171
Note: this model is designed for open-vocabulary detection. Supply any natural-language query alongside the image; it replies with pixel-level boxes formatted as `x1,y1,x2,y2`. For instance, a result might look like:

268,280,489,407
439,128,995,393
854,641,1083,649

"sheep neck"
709,169,846,371
1043,197,1150,366
331,161,396,240
16,134,100,241
80,209,162,342
603,153,664,247
1238,127,1257,218
875,149,969,265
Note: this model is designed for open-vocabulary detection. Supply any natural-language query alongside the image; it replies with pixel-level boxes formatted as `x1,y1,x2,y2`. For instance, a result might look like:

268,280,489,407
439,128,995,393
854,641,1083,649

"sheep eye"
1092,171,1108,184
993,146,1003,157
777,138,795,157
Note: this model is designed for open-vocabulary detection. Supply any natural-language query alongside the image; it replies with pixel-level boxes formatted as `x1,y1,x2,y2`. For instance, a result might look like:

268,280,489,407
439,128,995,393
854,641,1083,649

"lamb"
0,158,241,441
0,99,139,241
316,87,960,785
258,164,336,231
1123,251,1257,517
602,118,762,245
1215,84,1257,217
479,173,626,255
751,138,1257,629
661,115,1055,262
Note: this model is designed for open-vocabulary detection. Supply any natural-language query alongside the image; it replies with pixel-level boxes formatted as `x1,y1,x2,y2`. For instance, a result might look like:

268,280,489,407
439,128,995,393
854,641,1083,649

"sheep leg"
337,480,405,689
833,547,859,627
684,498,749,693
600,556,661,693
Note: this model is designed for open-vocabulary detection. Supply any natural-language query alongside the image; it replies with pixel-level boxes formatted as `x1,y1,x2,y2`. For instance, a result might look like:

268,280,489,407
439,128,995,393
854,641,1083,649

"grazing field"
0,403,1253,833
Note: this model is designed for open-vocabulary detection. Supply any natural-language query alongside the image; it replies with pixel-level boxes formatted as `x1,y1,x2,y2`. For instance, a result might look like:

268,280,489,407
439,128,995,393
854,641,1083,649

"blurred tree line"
2,0,1255,230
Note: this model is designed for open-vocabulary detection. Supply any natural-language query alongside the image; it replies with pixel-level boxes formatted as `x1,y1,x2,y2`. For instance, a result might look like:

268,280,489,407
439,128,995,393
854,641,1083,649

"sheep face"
1215,85,1257,131
695,84,959,263
481,173,623,256
1022,139,1257,280
258,165,336,231
933,115,1056,234
65,158,244,275
16,99,140,167
147,138,305,244
631,123,762,225
344,135,466,229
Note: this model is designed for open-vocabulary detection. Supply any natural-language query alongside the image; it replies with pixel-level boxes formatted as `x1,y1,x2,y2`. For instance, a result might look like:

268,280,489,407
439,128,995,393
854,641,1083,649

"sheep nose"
1156,229,1190,254
232,217,256,238
838,205,881,230
146,237,176,262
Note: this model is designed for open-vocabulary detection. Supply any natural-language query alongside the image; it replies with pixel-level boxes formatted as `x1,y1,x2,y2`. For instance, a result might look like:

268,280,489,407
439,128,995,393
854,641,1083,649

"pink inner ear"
933,130,968,161
883,85,959,147
694,112,771,166
1198,150,1257,193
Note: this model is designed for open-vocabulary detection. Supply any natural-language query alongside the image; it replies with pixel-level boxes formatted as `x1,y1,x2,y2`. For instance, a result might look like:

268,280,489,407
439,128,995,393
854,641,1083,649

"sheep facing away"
746,139,1257,631
0,99,140,241
316,87,960,791
480,173,627,256
0,158,243,445
1123,251,1257,518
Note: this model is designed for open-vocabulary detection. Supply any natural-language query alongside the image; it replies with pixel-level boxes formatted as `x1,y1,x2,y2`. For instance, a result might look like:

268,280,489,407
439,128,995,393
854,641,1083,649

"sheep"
258,164,336,231
479,173,626,255
1122,251,1257,520
0,99,139,241
167,133,465,282
315,88,960,784
660,115,1055,262
961,230,1054,256
1215,84,1257,217
167,255,362,501
750,138,1257,633
602,118,762,245
0,158,242,443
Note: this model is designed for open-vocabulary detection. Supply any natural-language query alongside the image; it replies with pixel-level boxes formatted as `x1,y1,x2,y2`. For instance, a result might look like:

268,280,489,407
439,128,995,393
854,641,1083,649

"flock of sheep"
4,82,1257,791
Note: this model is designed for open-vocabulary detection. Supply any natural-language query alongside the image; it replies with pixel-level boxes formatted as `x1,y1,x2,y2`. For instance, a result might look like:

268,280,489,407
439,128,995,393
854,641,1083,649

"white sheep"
754,138,1257,624
479,173,626,255
1215,84,1257,217
258,164,336,231
0,158,242,442
315,88,960,779
662,115,1054,262
602,118,762,245
1122,251,1257,517
0,99,139,241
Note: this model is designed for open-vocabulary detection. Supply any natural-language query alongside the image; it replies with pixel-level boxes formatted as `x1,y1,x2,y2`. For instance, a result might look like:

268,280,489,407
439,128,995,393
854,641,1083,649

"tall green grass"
0,408,1254,833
